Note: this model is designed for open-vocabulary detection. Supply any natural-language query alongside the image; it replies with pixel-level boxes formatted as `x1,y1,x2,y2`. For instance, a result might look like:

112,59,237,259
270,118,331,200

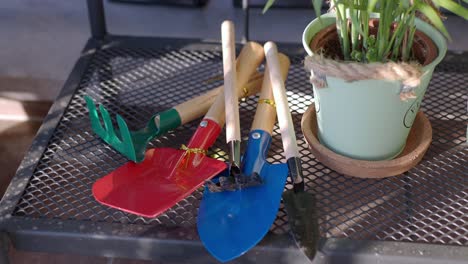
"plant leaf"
312,0,323,18
415,2,451,40
350,9,364,35
262,0,276,14
400,0,410,9
432,0,468,19
368,0,379,12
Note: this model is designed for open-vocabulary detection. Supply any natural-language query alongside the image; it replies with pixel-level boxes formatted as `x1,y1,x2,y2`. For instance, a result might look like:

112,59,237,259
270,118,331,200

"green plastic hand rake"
85,73,263,163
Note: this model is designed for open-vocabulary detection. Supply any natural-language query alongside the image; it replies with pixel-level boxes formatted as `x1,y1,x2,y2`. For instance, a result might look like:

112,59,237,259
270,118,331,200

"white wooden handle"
264,41,299,159
204,43,264,125
222,20,241,142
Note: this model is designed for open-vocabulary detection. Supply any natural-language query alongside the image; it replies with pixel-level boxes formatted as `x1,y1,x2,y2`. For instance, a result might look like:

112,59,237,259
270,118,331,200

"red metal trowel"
92,33,265,218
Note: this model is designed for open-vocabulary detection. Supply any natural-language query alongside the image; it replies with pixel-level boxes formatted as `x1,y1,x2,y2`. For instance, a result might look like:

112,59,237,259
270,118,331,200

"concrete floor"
0,0,466,101
0,1,466,263
0,103,156,263
8,249,154,264
0,120,41,195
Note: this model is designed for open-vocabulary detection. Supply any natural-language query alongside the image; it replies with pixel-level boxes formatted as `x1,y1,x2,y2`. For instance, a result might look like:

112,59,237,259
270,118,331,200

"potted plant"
264,0,467,161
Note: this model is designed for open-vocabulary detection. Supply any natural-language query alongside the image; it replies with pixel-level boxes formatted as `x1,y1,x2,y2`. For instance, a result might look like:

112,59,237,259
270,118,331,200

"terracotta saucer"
301,103,432,178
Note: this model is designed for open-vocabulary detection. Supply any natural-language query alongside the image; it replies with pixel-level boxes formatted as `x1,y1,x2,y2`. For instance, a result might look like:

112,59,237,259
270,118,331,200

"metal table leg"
0,232,10,264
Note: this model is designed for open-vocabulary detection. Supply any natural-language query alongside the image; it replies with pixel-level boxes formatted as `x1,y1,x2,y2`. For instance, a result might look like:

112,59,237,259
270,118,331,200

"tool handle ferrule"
228,140,242,176
151,108,182,135
186,119,222,150
241,130,272,175
287,157,305,188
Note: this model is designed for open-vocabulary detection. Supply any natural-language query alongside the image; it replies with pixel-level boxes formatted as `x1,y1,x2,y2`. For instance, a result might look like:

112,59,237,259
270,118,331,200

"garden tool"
92,35,265,218
223,20,243,187
210,20,265,193
265,41,319,262
85,70,263,163
197,52,291,262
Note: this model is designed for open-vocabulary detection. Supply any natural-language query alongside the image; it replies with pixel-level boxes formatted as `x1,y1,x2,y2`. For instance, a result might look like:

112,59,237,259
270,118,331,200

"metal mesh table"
0,37,466,263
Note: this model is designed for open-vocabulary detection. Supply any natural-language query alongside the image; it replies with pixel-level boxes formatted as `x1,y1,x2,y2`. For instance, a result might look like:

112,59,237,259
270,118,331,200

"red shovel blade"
92,119,227,218
93,148,226,217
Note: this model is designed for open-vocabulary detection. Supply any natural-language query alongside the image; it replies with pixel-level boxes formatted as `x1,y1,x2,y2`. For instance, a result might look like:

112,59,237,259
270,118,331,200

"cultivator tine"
85,95,140,161
99,104,116,141
85,96,107,139
116,114,137,161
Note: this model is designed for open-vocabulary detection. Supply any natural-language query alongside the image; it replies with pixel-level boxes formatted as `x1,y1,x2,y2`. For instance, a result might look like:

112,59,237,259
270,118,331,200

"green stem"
392,35,402,61
377,1,391,61
361,3,369,62
336,2,350,60
403,14,416,62
386,12,406,59
351,3,359,53
362,9,369,49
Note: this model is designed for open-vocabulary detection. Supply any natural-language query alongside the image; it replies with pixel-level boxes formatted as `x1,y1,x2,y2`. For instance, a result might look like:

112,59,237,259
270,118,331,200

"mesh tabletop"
12,45,467,247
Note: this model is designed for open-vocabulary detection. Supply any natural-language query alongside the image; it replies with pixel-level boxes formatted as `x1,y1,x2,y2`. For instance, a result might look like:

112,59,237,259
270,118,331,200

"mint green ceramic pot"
302,13,447,161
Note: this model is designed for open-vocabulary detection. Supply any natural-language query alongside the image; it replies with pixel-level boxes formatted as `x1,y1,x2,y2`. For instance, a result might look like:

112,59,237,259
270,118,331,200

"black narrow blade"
283,190,319,261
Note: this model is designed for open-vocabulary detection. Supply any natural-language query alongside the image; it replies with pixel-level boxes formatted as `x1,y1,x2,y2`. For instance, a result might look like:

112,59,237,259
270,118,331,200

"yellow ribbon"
179,145,207,168
180,144,207,155
258,98,276,108
242,87,249,98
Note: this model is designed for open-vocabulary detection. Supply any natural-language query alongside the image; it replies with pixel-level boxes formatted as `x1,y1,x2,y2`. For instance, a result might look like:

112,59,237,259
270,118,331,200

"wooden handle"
264,42,299,159
240,72,264,97
173,87,220,124
205,41,265,125
221,20,241,143
234,42,265,93
173,72,263,124
251,53,291,133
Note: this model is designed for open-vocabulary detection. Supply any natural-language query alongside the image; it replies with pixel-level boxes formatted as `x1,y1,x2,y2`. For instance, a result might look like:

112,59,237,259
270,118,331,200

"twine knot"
304,54,423,101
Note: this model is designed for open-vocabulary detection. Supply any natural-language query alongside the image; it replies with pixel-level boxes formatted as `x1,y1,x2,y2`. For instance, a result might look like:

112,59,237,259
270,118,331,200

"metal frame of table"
0,1,466,263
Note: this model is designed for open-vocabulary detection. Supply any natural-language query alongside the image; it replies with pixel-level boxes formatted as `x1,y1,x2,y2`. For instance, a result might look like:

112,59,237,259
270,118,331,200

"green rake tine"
99,104,117,142
116,114,137,162
85,96,107,139
85,95,141,161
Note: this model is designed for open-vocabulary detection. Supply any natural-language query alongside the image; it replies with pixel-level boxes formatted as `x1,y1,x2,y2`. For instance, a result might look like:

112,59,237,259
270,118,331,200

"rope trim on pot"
304,54,423,101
